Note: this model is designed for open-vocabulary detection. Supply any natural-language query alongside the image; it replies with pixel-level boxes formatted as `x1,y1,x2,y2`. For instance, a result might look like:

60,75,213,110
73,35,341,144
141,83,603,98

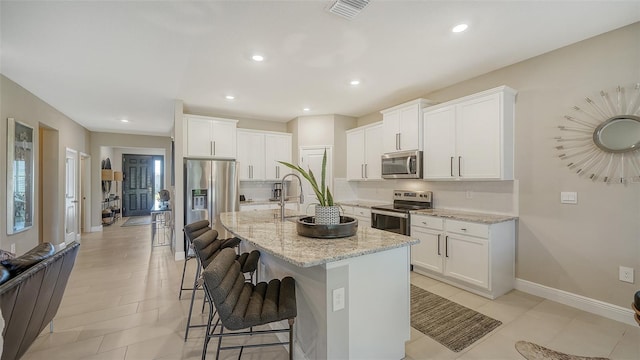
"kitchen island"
219,210,418,360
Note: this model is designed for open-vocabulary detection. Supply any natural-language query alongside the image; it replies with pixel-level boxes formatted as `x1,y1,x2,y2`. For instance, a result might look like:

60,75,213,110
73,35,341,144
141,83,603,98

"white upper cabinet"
237,129,292,181
346,122,383,180
381,99,436,153
265,133,292,180
185,115,238,159
237,130,266,180
423,86,516,180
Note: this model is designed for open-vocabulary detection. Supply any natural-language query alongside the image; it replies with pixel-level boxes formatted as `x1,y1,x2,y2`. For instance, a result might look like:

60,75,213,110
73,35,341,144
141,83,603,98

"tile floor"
23,220,639,360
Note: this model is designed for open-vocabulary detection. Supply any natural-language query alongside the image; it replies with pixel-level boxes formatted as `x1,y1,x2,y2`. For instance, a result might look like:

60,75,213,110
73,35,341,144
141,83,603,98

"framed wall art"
7,117,34,234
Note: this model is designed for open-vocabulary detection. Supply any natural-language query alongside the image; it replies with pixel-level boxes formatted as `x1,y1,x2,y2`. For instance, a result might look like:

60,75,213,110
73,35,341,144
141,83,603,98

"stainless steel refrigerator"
184,159,239,241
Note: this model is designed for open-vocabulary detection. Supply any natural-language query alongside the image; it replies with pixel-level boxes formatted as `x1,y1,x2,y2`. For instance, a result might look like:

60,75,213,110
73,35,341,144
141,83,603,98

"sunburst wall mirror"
555,84,640,184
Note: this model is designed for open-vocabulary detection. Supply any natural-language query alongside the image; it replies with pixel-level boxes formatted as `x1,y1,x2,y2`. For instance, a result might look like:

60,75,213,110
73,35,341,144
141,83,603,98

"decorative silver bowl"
296,216,358,239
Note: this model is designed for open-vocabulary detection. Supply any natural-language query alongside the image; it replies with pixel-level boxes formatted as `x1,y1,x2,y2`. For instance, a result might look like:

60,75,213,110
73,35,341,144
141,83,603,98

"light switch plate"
560,192,578,204
332,287,345,311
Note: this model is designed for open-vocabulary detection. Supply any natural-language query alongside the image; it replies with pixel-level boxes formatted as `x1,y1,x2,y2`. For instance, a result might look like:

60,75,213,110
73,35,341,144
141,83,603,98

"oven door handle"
371,209,408,219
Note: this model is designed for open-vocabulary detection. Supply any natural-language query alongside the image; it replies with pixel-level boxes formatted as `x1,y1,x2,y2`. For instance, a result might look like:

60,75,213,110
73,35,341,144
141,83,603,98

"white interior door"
65,149,78,243
299,147,332,214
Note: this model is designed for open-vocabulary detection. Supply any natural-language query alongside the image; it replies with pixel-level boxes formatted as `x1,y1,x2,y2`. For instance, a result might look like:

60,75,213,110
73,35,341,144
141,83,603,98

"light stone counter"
219,209,413,359
219,209,417,267
410,208,518,224
337,200,387,208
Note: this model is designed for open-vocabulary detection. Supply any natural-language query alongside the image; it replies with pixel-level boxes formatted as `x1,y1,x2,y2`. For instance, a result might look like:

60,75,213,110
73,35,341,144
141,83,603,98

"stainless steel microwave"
381,150,422,179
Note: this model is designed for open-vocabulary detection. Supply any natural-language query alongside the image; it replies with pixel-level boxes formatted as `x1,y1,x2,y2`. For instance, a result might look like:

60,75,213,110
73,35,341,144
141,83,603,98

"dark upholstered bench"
0,242,80,360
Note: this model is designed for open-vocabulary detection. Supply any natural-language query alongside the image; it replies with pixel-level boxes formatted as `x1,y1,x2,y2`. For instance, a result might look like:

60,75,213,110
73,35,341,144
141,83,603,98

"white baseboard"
515,278,636,326
91,225,103,232
174,251,186,261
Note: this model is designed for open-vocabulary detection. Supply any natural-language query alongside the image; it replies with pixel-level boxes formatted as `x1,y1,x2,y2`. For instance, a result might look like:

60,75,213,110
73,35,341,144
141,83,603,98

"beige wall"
357,22,640,308
333,115,357,179
286,114,356,179
356,111,383,127
1,75,90,254
297,115,335,147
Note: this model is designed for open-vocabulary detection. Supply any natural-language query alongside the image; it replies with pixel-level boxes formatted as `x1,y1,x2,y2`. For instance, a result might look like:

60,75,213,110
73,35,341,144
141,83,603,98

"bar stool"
180,220,240,299
200,247,296,360
185,229,260,340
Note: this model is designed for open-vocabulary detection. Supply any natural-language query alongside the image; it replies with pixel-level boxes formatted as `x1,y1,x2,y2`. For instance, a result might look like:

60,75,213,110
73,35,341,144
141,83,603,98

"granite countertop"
240,199,297,206
410,209,517,224
337,200,387,208
219,210,417,268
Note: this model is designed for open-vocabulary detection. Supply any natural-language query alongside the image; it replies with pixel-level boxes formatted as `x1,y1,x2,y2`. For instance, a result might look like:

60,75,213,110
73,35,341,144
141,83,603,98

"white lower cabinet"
410,214,514,299
342,205,371,228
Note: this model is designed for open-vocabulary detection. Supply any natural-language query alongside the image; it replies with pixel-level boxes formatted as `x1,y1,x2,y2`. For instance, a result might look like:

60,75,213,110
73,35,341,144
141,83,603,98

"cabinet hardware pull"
450,157,454,177
361,164,364,179
276,166,279,179
458,156,462,177
437,234,441,255
210,141,214,155
461,228,467,231
421,221,426,225
213,141,216,155
364,163,368,178
445,236,449,257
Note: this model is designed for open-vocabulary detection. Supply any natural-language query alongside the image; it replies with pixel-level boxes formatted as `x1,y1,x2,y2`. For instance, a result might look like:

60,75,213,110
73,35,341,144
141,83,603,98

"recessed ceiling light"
225,95,235,100
252,54,264,62
452,24,468,33
303,108,310,112
350,80,360,86
120,119,129,123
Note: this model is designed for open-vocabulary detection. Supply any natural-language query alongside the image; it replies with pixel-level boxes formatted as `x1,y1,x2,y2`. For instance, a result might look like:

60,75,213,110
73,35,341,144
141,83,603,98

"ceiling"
1,1,639,136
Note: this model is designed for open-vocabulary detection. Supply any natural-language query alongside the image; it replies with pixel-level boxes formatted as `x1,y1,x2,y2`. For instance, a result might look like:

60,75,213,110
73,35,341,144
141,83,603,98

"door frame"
298,145,333,212
64,148,79,244
122,153,164,217
80,152,91,235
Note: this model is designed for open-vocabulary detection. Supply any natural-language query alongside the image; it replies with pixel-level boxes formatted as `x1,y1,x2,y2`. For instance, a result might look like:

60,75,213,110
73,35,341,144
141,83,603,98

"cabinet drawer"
411,215,444,230
446,220,488,238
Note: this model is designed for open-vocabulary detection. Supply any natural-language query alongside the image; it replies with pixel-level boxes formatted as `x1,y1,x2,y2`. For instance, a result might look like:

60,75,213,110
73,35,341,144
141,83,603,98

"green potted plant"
278,148,340,224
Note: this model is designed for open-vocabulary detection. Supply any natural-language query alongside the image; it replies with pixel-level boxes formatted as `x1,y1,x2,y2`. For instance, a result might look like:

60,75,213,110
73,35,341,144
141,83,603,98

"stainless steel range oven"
371,190,432,236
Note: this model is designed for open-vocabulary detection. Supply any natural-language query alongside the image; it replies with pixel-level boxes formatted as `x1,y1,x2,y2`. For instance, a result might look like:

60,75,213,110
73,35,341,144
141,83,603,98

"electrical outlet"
619,266,634,283
332,287,345,311
465,190,473,199
10,243,16,254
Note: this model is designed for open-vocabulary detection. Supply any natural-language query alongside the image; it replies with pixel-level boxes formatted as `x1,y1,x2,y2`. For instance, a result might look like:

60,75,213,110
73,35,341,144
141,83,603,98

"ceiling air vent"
328,0,370,20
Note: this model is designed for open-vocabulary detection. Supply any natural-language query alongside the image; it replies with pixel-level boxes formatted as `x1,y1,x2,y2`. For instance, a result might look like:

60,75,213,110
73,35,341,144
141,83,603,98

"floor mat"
515,340,610,360
411,284,502,352
121,216,151,227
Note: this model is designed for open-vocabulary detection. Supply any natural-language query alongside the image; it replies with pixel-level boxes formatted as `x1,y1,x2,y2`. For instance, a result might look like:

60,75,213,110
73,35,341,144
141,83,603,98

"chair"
185,229,260,340
200,247,296,360
180,220,240,299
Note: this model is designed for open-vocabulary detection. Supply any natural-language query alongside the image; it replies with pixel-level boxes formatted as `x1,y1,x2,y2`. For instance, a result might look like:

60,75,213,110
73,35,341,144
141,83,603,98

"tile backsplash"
334,178,517,215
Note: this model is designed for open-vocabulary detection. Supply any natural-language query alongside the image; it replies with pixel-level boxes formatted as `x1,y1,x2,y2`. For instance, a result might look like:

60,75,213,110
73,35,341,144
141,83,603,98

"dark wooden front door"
122,155,155,217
